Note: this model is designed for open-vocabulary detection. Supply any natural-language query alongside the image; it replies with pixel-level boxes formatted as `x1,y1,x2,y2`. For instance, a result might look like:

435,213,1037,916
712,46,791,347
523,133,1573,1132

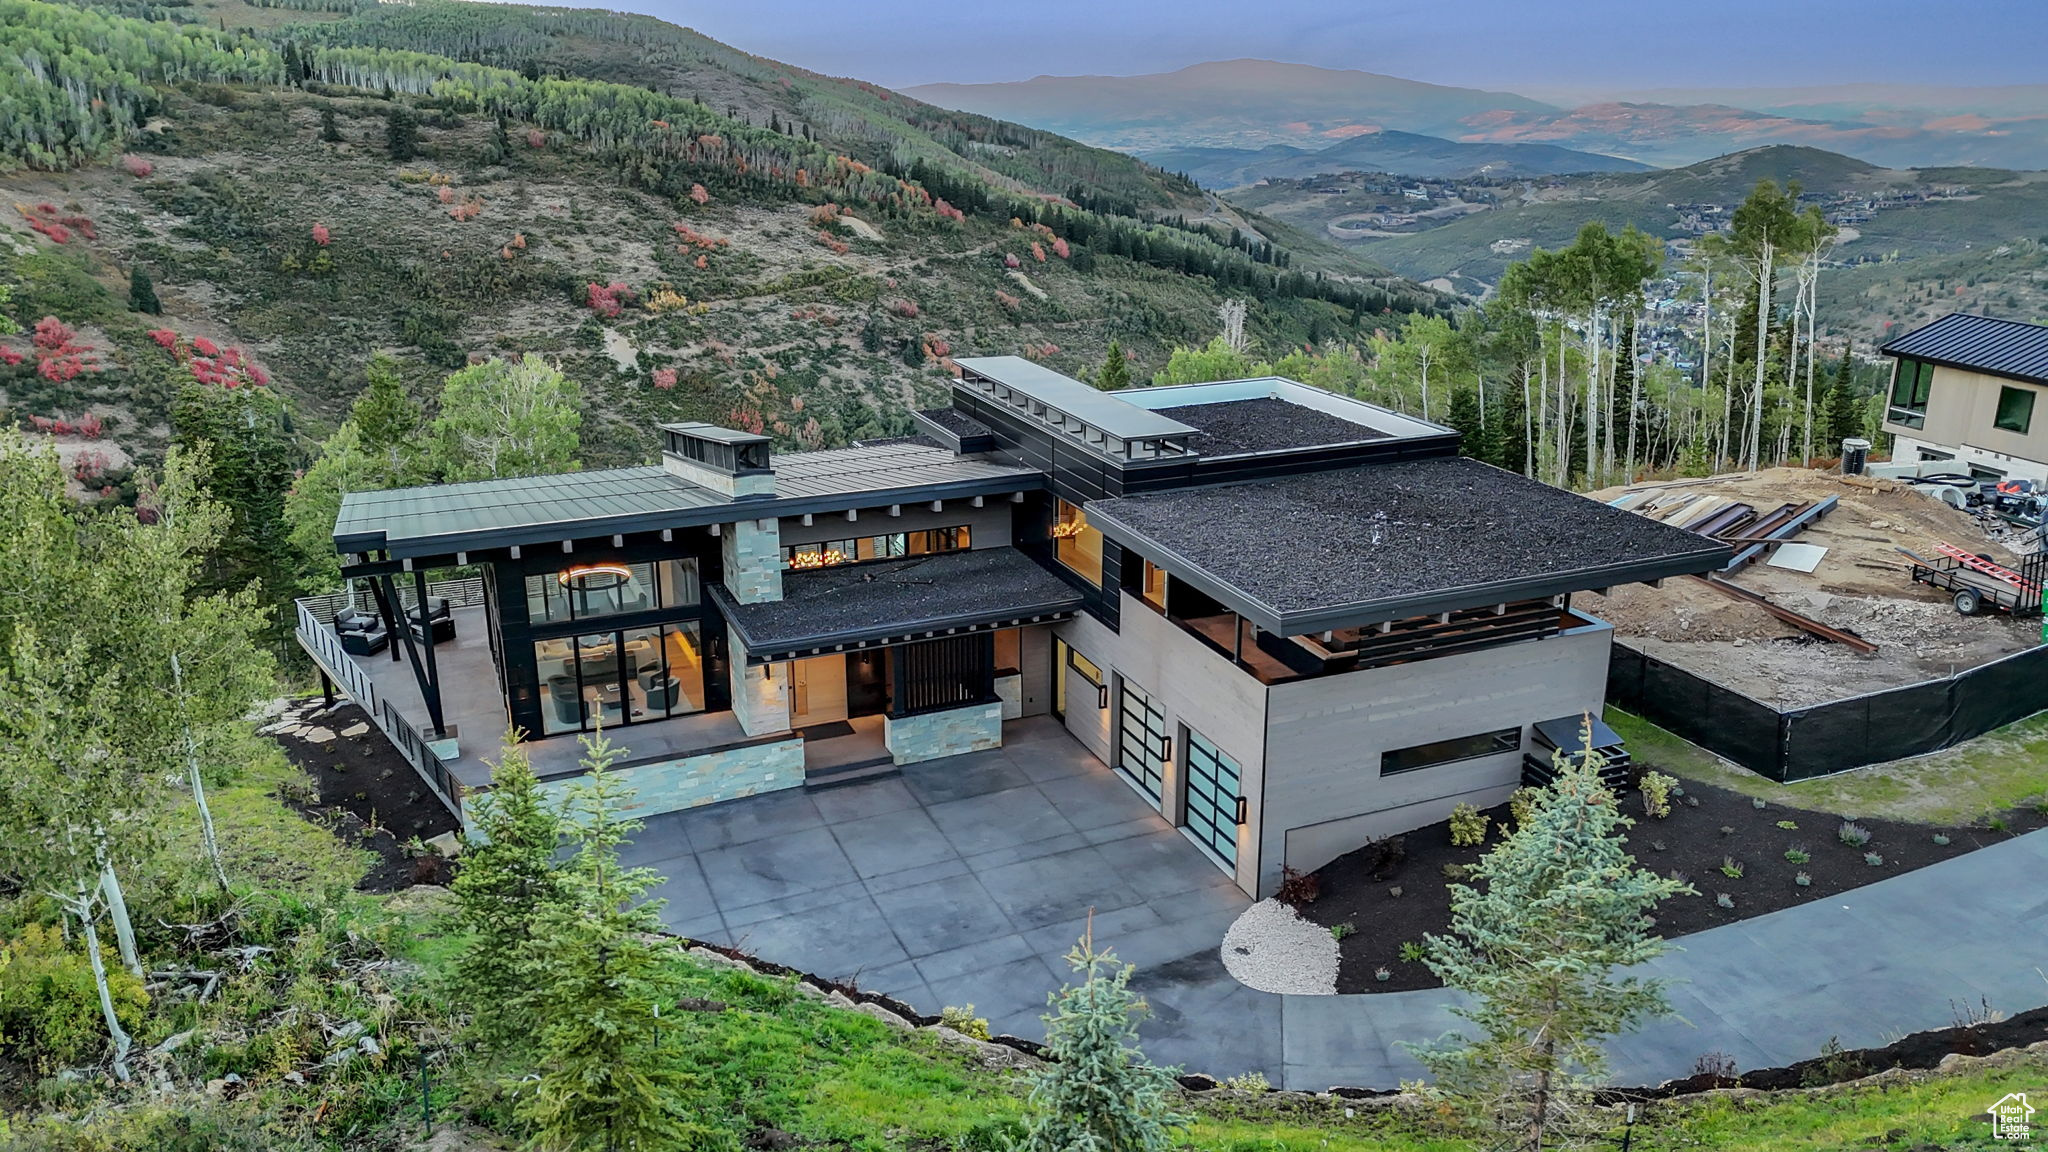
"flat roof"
1153,397,1391,455
954,355,1198,441
1882,312,2048,387
1086,457,1732,633
335,442,1040,560
714,548,1083,661
1117,377,1450,442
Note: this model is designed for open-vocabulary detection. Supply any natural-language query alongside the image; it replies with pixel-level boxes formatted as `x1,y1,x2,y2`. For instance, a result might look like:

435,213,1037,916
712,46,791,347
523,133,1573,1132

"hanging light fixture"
558,563,633,588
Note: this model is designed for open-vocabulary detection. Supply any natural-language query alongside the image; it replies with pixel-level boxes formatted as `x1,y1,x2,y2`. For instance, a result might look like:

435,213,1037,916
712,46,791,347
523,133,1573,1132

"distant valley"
1136,130,1649,187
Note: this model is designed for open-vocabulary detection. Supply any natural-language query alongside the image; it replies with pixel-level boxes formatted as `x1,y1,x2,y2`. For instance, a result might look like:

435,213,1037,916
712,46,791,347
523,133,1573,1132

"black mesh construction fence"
1608,641,2048,782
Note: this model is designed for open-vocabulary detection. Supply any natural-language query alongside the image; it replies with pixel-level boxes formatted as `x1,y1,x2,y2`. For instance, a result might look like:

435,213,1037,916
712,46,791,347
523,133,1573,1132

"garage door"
1181,727,1241,867
1116,679,1167,805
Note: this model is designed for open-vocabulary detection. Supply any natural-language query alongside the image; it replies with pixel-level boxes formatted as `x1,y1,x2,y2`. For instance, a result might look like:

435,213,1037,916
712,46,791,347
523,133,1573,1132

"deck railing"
293,593,466,820
296,576,487,627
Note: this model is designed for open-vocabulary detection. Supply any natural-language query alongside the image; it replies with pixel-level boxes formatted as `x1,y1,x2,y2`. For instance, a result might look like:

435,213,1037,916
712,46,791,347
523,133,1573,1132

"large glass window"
1888,358,1935,430
783,526,970,570
1053,499,1104,586
526,558,698,625
1380,727,1521,776
1995,386,2036,434
533,621,706,735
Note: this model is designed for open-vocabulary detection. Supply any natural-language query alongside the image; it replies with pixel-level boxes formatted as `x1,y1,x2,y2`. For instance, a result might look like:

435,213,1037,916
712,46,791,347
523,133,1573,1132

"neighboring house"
299,358,1727,898
1882,312,2048,483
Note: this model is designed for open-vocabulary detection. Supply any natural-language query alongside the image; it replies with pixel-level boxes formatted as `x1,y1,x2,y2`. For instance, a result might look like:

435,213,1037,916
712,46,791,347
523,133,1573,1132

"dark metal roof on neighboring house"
1086,456,1732,634
713,548,1083,662
1882,313,2048,387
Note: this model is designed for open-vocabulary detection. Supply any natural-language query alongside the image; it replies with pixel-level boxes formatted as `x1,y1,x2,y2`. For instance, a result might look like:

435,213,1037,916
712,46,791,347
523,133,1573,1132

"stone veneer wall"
721,516,783,604
883,700,1003,765
536,737,805,817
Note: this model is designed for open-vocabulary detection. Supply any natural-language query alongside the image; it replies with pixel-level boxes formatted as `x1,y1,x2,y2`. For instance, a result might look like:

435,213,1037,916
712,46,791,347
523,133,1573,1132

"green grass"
1609,705,2048,825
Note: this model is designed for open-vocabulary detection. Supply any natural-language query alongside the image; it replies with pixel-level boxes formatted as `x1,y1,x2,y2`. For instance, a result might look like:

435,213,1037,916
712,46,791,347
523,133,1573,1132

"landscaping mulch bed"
266,700,459,893
1296,774,2048,995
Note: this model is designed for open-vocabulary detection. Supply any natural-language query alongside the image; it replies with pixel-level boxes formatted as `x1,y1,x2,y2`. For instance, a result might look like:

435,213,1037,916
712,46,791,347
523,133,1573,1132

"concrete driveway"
620,714,2048,1090
620,715,1279,1075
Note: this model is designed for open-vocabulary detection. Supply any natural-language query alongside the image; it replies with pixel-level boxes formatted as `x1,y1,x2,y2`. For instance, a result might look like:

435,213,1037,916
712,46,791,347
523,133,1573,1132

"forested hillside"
0,0,1441,477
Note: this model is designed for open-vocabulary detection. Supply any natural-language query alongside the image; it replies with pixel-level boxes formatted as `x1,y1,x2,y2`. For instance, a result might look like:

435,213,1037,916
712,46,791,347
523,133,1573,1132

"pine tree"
1824,347,1862,447
1022,930,1188,1152
319,106,343,144
901,336,926,368
352,353,425,476
128,266,160,315
1406,722,1691,1148
1446,386,1492,464
386,106,419,161
1493,380,1531,477
860,316,883,353
1096,340,1131,391
515,734,711,1151
451,735,566,1048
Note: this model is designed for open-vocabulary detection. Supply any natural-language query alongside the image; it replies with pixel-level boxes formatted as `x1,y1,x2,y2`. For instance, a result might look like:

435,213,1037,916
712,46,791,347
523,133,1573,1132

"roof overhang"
1090,511,1730,634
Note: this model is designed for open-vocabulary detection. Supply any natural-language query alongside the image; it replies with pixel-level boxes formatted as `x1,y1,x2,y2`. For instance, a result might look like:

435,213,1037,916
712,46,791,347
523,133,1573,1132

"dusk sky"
613,0,2048,92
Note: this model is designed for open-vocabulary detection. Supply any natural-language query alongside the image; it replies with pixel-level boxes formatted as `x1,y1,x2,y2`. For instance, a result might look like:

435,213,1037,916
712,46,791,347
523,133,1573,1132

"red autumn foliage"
1003,253,1021,269
933,199,965,223
689,184,711,205
1031,242,1046,262
192,336,219,357
924,336,951,358
1052,236,1071,259
528,129,546,148
672,224,727,250
815,231,850,256
188,344,269,389
20,203,96,245
77,411,104,439
651,367,677,390
121,155,154,178
0,347,21,367
436,185,456,205
585,281,633,318
72,449,110,484
147,328,179,350
694,254,708,270
311,222,330,246
887,298,920,319
995,290,1021,311
29,317,99,383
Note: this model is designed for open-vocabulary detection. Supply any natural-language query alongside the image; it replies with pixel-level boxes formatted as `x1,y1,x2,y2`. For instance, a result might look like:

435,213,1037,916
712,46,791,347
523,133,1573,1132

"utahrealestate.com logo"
1990,1092,2036,1141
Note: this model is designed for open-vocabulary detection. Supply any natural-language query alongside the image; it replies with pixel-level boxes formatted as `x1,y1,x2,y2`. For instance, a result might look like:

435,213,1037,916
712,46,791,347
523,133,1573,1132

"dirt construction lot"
1588,468,2040,707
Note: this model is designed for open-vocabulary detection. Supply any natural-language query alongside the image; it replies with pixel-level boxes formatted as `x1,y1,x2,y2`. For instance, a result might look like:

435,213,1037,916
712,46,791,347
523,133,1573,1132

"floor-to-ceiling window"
526,556,710,735
1053,500,1103,586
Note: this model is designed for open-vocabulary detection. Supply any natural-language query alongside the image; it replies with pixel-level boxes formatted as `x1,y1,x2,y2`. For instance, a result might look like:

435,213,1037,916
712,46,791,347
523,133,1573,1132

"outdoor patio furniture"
408,596,456,644
338,620,387,656
332,607,387,655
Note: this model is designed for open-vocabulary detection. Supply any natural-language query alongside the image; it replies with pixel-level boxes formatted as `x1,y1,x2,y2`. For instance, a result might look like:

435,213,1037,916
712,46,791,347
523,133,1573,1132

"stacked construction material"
1521,714,1633,790
1607,488,1836,572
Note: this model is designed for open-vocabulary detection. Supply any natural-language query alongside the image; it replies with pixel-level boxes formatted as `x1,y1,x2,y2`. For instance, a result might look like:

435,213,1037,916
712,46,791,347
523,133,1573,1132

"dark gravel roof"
1882,313,2048,386
1154,398,1390,455
1086,456,1730,631
916,407,992,439
717,548,1083,657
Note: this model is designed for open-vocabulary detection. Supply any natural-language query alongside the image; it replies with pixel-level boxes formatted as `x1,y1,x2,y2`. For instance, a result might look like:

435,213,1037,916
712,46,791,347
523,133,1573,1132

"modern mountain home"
299,358,1728,898
1882,312,2048,483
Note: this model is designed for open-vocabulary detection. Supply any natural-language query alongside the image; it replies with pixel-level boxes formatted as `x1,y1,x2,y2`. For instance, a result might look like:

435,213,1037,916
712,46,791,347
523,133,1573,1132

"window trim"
1379,727,1521,776
1994,385,2036,435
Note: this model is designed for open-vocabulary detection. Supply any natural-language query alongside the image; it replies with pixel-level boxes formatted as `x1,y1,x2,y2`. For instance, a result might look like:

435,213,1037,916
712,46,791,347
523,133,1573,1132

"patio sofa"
407,596,457,644
332,607,388,656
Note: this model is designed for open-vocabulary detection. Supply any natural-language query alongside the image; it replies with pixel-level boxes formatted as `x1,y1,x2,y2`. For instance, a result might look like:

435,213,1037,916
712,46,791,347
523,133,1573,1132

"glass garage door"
1116,679,1168,805
1181,728,1241,867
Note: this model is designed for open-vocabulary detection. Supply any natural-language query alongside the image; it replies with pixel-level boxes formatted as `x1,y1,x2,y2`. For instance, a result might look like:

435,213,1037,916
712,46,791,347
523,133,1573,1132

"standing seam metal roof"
954,355,1199,440
334,467,720,549
1881,313,2048,387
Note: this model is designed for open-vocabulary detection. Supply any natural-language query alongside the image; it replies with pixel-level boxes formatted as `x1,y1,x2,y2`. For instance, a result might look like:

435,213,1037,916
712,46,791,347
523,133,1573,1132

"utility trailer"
1904,542,2048,617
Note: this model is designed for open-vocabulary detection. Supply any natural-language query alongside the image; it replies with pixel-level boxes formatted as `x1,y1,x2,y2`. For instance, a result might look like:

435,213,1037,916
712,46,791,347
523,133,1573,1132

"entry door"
1181,728,1241,867
789,654,849,727
1116,679,1168,805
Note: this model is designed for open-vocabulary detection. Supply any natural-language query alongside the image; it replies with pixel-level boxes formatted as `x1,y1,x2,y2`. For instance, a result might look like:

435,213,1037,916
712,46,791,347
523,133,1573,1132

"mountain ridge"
905,59,2048,173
